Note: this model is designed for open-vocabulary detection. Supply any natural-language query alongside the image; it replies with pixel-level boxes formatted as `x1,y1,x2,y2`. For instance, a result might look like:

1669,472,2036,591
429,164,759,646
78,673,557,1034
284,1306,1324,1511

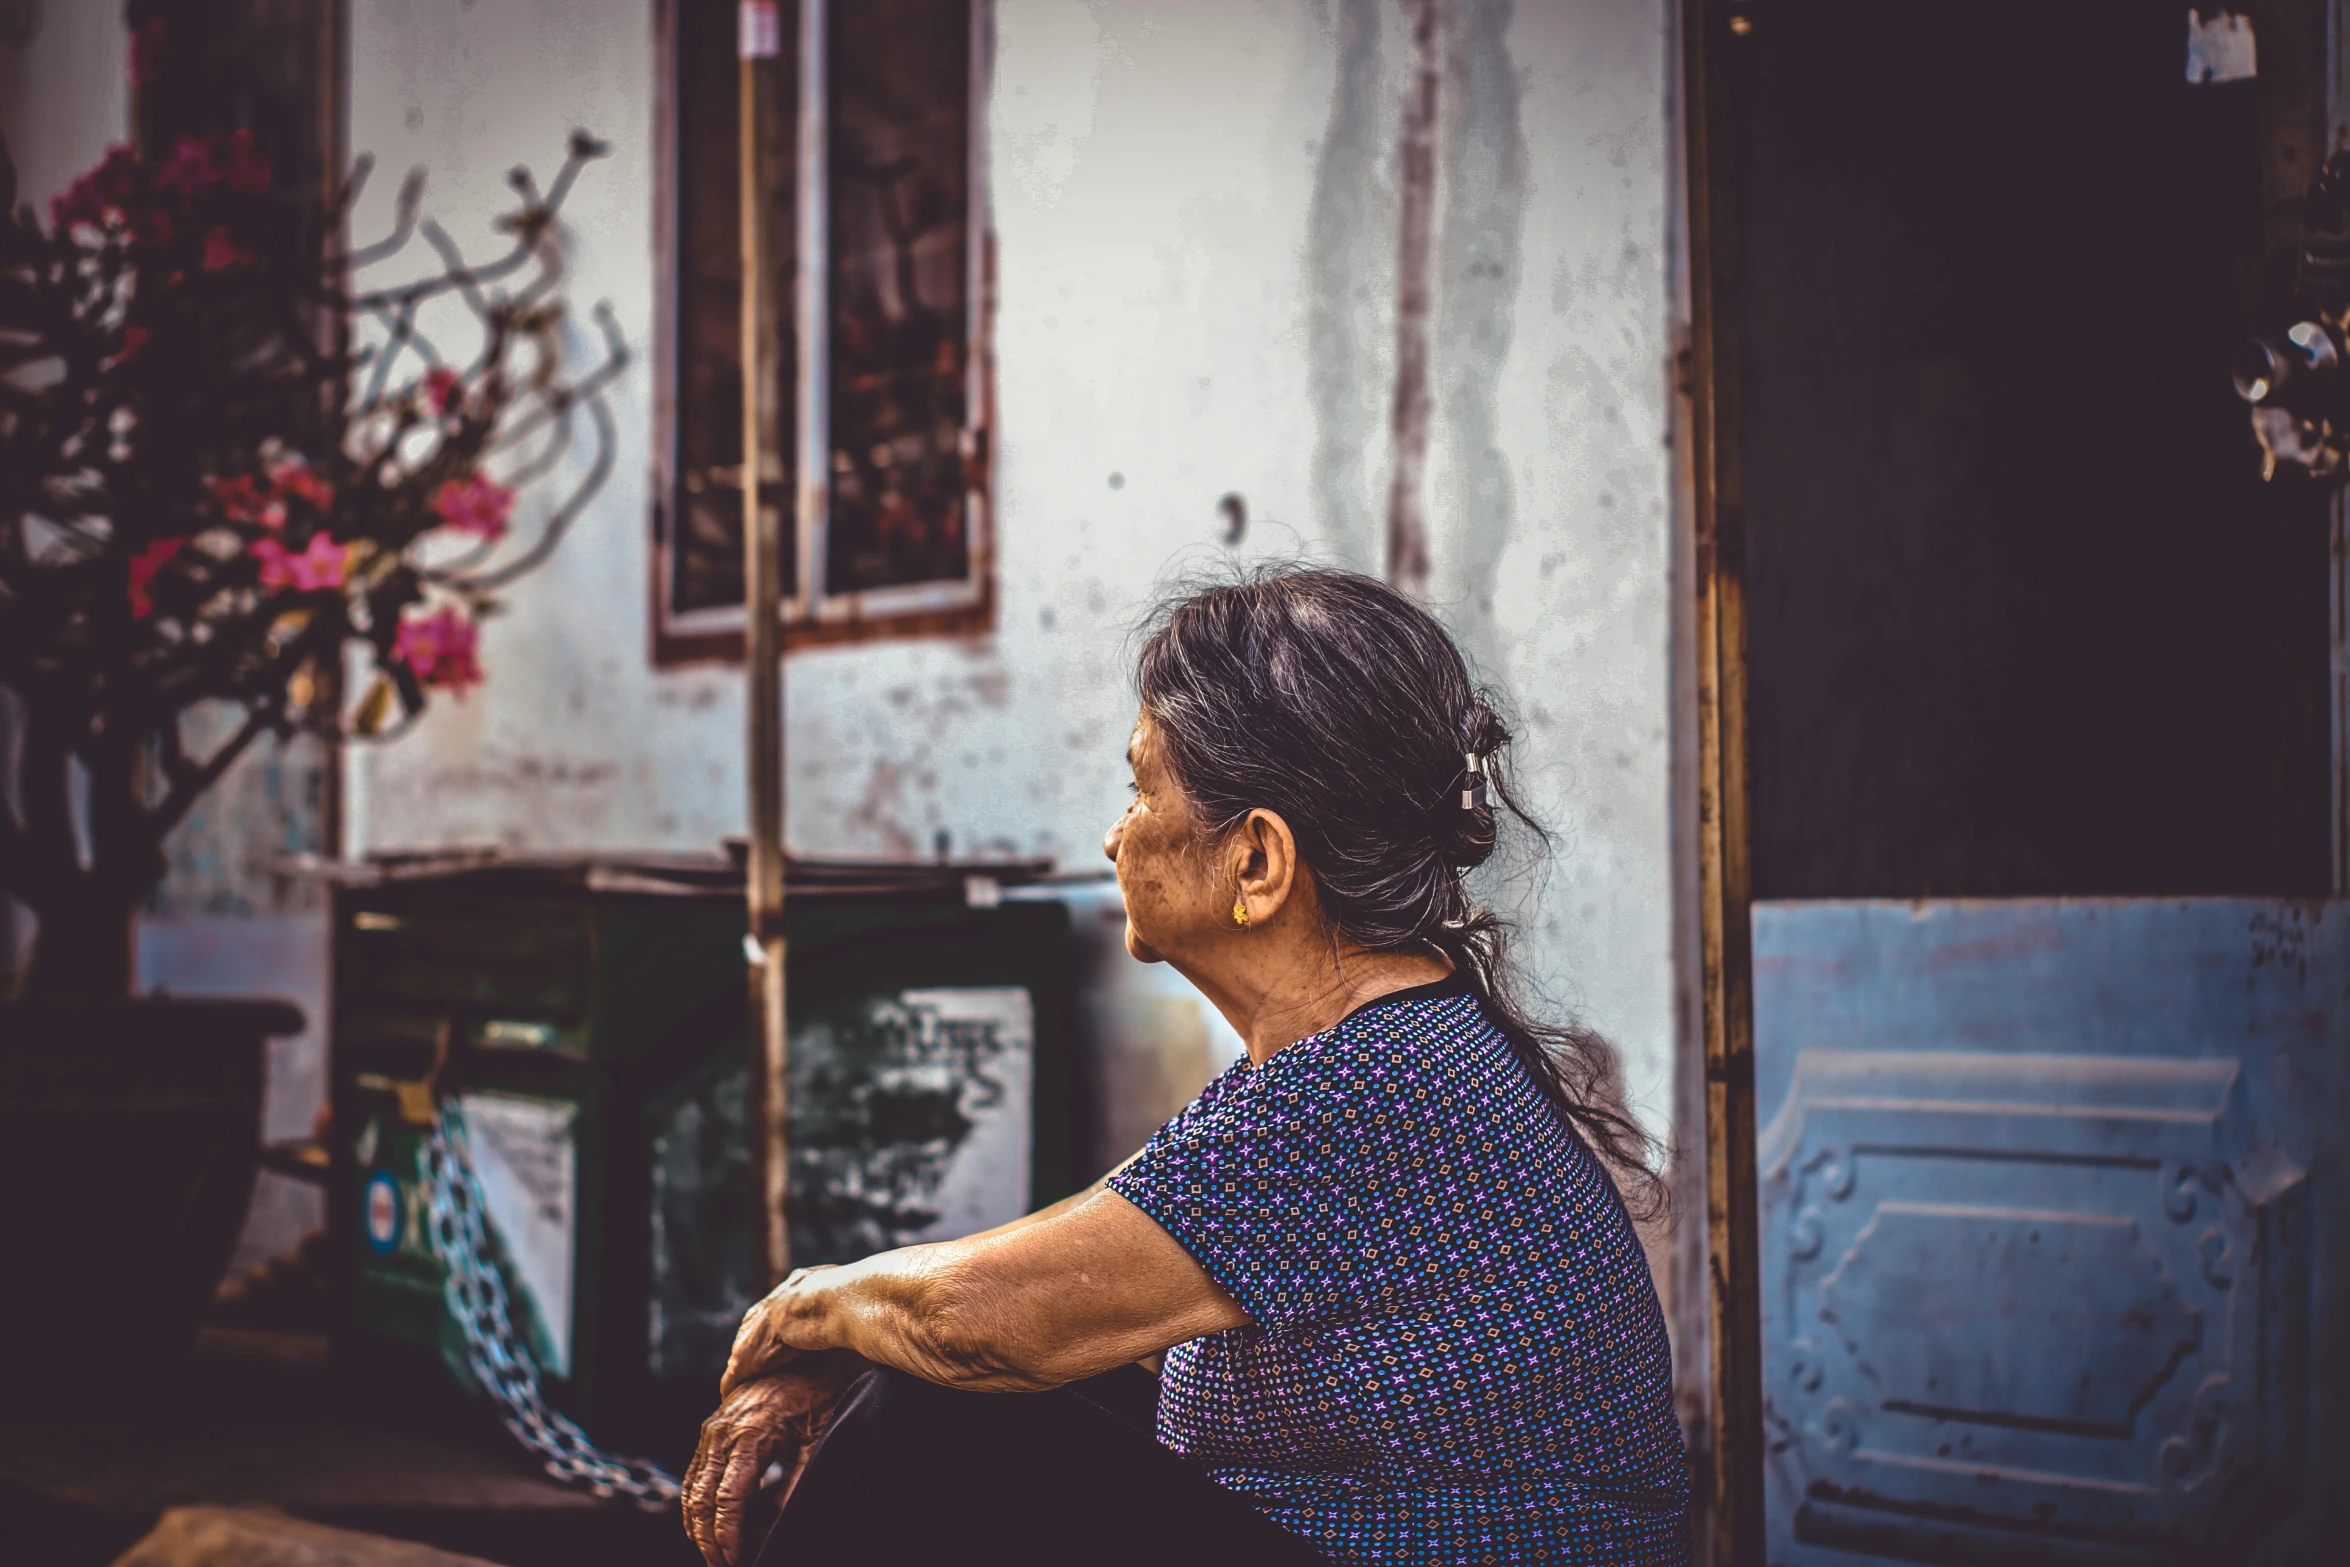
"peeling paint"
652,677,732,715
844,759,924,857
965,666,1014,708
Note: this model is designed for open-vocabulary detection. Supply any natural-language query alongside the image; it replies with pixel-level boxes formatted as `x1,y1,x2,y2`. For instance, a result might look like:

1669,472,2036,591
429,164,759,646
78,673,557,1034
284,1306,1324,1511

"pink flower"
200,225,255,272
127,537,186,619
153,136,220,197
224,129,272,195
130,18,167,88
267,455,334,512
392,607,483,697
423,367,465,414
107,324,151,369
49,146,141,231
207,473,276,527
49,178,109,232
251,533,352,593
430,473,514,540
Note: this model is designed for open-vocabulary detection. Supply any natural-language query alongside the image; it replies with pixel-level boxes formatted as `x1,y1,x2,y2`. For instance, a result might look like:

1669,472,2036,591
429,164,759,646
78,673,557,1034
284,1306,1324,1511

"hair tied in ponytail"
1460,751,1490,811
1134,565,1668,1223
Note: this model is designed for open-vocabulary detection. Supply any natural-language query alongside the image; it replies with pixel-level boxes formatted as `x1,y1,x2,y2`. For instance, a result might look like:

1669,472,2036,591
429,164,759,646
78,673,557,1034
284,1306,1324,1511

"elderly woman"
683,568,1688,1566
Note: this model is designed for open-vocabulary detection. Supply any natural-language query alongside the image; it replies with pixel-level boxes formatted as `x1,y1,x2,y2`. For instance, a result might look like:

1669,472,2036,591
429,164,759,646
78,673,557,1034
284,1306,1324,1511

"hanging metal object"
2235,152,2350,483
418,1111,682,1510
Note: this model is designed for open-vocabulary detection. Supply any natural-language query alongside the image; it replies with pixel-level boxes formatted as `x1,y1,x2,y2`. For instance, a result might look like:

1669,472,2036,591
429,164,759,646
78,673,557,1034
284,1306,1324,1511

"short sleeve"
1108,1060,1422,1334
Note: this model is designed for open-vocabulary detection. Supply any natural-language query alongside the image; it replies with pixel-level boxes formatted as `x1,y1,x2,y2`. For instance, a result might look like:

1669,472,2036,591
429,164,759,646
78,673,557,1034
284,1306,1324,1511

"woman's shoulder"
1270,986,1502,1083
1161,988,1528,1153
1216,994,1520,1150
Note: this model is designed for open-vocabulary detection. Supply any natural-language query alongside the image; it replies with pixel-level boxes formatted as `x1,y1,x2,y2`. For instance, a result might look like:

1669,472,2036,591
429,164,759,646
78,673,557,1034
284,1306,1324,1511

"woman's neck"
1182,940,1455,1066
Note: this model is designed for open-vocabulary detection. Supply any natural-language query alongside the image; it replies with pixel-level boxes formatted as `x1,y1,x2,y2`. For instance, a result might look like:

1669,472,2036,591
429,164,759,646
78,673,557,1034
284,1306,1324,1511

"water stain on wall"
847,759,924,856
1305,0,1389,575
1436,0,1527,683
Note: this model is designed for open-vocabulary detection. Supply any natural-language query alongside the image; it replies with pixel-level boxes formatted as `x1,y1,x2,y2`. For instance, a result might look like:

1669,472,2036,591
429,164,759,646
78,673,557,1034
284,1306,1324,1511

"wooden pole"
739,1,790,1290
1683,0,1764,1559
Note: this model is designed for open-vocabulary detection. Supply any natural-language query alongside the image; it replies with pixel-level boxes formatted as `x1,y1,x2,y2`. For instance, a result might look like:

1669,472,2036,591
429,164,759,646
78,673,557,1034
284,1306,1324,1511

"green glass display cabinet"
327,857,1074,1462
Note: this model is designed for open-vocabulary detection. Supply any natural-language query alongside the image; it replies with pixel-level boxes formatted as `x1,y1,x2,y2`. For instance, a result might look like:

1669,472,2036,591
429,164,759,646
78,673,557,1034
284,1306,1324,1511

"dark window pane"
125,4,336,923
134,0,335,218
671,0,798,617
131,0,335,445
825,0,974,596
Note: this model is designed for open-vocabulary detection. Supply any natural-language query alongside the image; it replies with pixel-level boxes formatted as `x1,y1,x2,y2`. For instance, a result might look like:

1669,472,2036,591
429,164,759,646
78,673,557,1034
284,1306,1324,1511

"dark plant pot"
0,997,301,1400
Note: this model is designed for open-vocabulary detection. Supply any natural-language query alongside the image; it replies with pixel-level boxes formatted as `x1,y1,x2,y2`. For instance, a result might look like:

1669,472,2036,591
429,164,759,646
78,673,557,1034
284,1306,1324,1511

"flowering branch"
0,39,625,996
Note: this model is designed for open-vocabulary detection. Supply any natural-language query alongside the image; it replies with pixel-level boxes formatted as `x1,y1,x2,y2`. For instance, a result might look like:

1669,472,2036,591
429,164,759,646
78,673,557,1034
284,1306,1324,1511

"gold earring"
1231,898,1250,928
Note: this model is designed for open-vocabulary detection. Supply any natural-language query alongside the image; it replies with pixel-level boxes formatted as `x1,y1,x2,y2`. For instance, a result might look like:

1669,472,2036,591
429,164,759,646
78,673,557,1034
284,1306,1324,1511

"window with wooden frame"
654,0,991,662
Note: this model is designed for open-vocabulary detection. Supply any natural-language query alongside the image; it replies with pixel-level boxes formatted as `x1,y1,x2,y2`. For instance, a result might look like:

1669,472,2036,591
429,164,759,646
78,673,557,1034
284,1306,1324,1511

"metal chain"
418,1109,684,1512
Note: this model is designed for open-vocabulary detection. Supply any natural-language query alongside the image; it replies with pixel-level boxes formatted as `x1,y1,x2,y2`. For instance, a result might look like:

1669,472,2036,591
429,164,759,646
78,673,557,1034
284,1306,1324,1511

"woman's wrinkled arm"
720,1187,1245,1396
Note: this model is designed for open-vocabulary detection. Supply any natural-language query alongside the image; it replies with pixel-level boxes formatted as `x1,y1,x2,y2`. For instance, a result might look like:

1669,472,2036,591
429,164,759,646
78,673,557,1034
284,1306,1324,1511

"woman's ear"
1229,807,1301,925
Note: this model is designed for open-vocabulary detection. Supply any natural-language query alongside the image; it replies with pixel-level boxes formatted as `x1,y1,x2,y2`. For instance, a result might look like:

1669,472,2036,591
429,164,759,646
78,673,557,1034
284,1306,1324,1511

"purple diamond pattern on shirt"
1110,989,1689,1566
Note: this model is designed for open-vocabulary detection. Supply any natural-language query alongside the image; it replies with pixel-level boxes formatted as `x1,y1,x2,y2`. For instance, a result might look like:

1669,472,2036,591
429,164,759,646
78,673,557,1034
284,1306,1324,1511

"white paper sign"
898,986,1035,1242
2186,11,2257,84
739,1,781,59
459,1092,578,1379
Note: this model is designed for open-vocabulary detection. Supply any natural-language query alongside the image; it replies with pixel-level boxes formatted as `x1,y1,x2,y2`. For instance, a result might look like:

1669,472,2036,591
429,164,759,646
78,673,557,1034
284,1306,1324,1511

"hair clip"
1461,751,1489,810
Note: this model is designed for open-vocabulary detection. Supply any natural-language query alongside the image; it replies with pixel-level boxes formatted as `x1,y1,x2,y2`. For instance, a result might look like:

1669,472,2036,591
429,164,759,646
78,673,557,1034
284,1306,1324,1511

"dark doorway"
1735,0,2332,901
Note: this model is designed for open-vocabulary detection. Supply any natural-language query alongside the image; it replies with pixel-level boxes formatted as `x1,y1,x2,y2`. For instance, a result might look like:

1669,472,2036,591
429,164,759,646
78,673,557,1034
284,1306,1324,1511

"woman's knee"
768,1368,1028,1552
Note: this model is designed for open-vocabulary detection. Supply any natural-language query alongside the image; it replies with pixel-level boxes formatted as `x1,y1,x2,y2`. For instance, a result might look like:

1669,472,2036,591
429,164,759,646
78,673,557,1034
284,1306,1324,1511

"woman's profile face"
1103,713,1221,965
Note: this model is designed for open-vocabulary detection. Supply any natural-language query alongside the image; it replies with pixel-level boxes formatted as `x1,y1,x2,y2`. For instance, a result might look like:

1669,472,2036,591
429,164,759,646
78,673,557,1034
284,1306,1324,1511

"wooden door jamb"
1679,0,1766,1559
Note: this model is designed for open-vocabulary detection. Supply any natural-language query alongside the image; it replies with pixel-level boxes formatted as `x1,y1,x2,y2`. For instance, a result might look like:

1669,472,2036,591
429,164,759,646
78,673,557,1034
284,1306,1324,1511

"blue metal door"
1707,0,2346,1557
1753,900,2343,1563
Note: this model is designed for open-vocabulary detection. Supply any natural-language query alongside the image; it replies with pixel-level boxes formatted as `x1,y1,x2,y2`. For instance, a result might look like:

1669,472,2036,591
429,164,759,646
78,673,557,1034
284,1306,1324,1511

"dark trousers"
752,1365,1333,1564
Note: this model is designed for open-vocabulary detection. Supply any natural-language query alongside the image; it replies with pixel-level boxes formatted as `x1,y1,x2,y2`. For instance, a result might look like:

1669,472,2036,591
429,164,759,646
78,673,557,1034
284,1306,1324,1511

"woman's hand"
682,1350,869,1567
720,1264,837,1399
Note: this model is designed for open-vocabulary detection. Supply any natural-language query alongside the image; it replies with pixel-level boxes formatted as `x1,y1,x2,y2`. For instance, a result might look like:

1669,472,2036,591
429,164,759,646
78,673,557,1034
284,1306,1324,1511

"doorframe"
1676,0,1766,1561
2285,0,2350,892
2331,493,2347,889
1681,4,2350,1558
2332,0,2350,890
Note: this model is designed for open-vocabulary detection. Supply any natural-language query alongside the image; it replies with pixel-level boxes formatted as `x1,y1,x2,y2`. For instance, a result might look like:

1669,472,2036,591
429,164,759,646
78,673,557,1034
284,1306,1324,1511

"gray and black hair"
1135,565,1665,1220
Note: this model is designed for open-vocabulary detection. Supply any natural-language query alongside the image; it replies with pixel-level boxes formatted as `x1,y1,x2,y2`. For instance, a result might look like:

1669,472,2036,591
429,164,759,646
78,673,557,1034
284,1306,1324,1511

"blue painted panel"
1753,900,2344,1565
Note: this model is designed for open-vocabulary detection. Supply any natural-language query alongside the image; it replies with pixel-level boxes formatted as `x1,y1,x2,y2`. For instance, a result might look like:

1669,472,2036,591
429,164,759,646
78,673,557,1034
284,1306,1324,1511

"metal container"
327,855,1072,1460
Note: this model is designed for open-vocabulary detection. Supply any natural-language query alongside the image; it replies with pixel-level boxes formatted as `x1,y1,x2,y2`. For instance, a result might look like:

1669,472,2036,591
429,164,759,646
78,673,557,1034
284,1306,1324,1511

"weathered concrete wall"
345,0,1678,1138
343,0,732,852
1430,0,1677,1133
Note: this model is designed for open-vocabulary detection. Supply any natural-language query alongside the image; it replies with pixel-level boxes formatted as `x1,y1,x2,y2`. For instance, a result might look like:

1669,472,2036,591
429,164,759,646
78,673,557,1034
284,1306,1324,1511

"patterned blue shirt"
1108,978,1689,1565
